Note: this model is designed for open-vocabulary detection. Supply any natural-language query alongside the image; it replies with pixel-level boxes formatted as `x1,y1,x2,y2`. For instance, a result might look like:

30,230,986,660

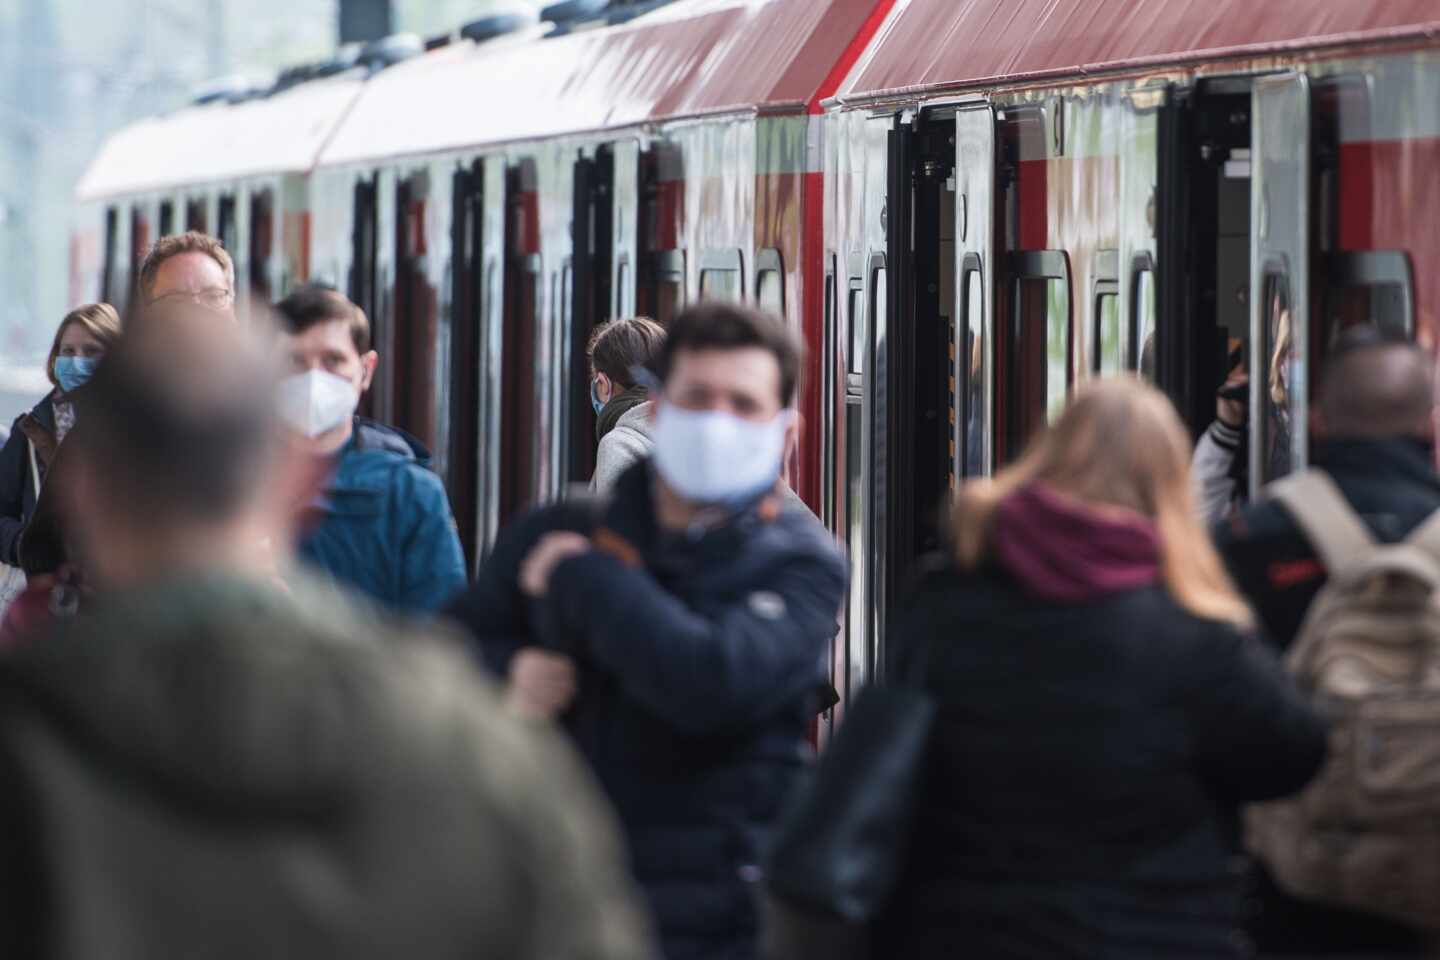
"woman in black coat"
879,378,1327,959
0,303,120,566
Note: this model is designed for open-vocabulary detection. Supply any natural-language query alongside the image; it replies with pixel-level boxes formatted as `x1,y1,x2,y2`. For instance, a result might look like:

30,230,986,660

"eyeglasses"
150,288,235,310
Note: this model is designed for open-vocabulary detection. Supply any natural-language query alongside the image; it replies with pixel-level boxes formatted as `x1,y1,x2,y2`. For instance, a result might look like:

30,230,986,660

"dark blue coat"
447,462,847,960
297,419,466,614
0,395,56,566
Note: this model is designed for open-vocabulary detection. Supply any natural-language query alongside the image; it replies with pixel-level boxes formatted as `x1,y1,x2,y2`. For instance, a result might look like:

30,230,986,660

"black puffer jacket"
448,462,847,960
0,395,58,566
877,563,1327,960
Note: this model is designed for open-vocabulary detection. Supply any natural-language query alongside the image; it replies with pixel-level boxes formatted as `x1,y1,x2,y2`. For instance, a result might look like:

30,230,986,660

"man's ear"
359,351,379,392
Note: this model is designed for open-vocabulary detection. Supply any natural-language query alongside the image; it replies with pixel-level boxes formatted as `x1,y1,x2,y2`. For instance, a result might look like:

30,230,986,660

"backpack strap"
1404,507,1440,565
1268,470,1374,572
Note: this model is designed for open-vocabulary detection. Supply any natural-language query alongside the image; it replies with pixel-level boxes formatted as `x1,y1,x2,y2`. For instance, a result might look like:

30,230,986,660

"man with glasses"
136,232,236,318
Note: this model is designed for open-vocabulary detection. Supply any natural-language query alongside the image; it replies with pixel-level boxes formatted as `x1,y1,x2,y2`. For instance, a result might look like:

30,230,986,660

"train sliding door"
1249,73,1311,493
499,161,542,526
955,104,997,481
449,160,485,570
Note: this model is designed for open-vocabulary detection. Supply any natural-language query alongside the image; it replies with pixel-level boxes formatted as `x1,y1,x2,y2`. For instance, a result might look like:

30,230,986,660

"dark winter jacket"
878,487,1326,959
447,461,848,960
0,394,57,566
1215,437,1440,653
297,417,467,613
0,573,656,959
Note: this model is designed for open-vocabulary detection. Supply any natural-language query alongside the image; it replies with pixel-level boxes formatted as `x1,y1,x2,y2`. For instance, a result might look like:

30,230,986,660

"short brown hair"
47,302,122,387
137,231,236,301
587,316,665,388
656,302,802,407
272,283,371,355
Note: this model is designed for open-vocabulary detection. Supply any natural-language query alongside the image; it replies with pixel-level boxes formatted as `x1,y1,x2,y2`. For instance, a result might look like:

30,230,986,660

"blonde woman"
876,378,1325,958
0,303,121,567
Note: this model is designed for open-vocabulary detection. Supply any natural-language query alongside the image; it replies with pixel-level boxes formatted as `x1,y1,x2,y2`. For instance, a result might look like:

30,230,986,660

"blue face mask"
590,378,606,416
54,356,98,394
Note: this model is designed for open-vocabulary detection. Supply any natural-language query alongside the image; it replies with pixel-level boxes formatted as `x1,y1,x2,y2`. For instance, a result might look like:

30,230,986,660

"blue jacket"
447,462,847,960
297,419,466,613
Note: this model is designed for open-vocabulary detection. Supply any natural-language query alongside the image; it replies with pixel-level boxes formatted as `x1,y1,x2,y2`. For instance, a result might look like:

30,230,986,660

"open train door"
569,148,614,484
1249,73,1312,495
954,103,997,481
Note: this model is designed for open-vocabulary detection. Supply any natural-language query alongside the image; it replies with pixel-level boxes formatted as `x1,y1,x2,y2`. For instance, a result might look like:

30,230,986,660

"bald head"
1318,335,1434,442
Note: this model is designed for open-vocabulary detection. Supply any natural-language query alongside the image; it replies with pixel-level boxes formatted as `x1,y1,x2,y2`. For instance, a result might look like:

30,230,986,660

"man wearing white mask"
273,284,465,612
447,302,848,960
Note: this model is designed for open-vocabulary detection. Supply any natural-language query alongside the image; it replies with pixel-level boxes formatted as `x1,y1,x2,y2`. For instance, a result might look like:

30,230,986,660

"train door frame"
349,174,380,419
954,103,998,481
477,156,507,559
499,158,542,525
570,146,616,484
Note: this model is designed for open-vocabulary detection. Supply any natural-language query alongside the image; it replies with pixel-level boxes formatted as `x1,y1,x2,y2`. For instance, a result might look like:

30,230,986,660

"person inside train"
0,302,121,573
1193,345,1249,522
136,230,236,320
588,315,665,494
271,283,465,613
0,307,656,959
1215,328,1439,956
447,302,848,960
874,377,1324,959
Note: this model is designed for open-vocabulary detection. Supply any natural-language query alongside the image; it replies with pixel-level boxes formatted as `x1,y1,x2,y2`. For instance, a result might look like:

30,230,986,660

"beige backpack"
1246,470,1440,930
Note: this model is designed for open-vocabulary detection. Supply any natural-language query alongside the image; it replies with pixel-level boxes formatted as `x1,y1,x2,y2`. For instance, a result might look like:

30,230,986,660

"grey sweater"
591,401,655,494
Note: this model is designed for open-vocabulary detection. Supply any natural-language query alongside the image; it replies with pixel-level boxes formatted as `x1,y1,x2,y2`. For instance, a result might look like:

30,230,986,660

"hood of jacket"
596,386,650,442
353,416,429,466
992,482,1161,603
610,400,655,442
0,574,417,815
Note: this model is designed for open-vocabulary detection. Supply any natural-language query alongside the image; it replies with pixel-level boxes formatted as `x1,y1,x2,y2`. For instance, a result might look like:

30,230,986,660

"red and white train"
72,0,1440,715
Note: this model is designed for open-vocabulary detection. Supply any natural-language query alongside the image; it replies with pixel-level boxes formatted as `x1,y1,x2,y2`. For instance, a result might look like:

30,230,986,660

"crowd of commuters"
0,228,1434,958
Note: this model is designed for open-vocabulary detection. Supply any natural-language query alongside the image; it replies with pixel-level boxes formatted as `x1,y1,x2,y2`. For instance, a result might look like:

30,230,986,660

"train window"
700,269,741,302
844,404,865,700
101,207,118,305
250,189,275,303
847,282,865,377
158,201,175,239
1092,251,1121,376
1322,251,1414,347
1260,272,1296,482
653,250,685,326
1134,266,1157,380
960,259,985,478
216,195,237,259
186,198,207,233
615,260,629,317
1005,251,1071,454
756,248,784,317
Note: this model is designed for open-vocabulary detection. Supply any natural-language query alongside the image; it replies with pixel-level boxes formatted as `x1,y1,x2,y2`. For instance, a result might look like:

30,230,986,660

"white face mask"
651,404,791,504
276,369,359,439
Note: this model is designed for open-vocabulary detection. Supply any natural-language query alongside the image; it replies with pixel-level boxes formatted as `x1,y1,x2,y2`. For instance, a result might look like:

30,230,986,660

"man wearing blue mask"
272,284,465,613
447,302,848,960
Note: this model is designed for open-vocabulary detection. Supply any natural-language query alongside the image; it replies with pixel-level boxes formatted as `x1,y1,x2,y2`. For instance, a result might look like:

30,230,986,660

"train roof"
75,72,367,202
318,0,878,168
838,0,1440,104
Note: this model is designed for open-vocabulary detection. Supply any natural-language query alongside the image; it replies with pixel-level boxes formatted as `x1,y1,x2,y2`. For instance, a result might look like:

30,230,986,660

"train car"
70,61,381,315
310,0,886,567
822,0,1440,703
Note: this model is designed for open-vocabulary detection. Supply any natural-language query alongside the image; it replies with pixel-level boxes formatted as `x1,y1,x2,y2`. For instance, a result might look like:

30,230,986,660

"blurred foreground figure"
856,379,1324,958
450,303,847,960
274,284,465,612
0,311,655,960
1218,329,1439,956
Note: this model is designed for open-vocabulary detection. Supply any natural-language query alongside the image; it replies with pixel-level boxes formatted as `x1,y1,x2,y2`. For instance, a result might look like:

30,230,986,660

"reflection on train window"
1323,251,1415,349
1010,275,1069,444
1096,292,1122,375
873,267,888,358
961,267,984,478
1261,273,1294,482
615,261,629,317
757,269,783,316
652,251,685,326
1135,269,1157,380
700,268,741,303
848,285,865,376
844,407,865,701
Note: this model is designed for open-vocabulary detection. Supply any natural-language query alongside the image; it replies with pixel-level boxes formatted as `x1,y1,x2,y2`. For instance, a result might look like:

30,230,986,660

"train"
71,0,1440,723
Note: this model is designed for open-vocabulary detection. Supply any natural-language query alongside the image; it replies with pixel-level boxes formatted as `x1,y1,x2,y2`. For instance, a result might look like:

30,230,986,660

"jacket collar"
1311,436,1440,494
596,386,650,442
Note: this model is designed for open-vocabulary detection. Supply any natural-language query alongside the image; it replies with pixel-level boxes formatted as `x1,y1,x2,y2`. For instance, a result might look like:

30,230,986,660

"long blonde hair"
952,377,1253,629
